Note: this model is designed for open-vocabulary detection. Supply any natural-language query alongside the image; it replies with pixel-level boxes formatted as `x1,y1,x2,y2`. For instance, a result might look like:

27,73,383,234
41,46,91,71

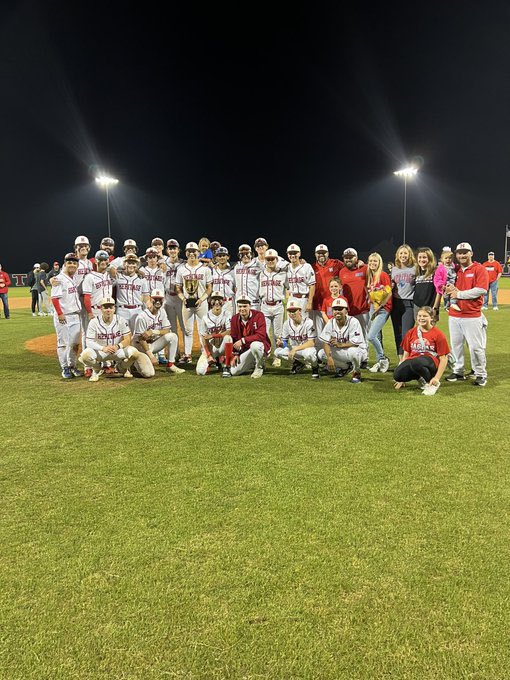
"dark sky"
2,1,510,271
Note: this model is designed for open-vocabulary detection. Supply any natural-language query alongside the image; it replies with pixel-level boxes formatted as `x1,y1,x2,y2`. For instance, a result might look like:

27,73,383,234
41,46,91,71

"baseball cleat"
418,377,427,390
333,367,349,378
290,360,305,375
70,367,83,378
473,376,487,387
222,366,232,378
158,356,168,366
446,373,466,382
360,360,368,369
167,364,185,374
123,369,134,379
251,367,263,379
311,369,320,379
88,370,101,382
61,367,73,379
350,372,362,384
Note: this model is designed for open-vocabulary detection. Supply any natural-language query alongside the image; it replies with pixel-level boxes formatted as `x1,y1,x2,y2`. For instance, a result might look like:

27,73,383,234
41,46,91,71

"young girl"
198,237,214,265
393,306,450,396
390,244,416,357
413,247,440,318
433,247,460,312
321,277,343,323
366,252,392,373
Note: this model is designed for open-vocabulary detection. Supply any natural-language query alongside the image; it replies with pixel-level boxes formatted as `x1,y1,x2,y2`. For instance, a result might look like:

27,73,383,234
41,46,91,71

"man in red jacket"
0,263,11,319
229,297,271,378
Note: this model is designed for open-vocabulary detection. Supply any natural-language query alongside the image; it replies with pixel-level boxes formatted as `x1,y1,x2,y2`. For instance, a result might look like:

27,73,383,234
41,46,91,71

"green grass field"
2,284,509,679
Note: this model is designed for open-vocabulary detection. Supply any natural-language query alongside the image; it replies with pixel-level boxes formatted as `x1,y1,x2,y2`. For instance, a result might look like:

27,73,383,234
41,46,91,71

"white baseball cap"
265,248,279,259
315,244,329,252
343,247,358,257
210,290,225,299
254,237,268,247
287,298,301,310
150,289,165,299
287,243,301,253
33,263,41,268
185,241,199,250
123,239,137,248
238,243,251,251
236,295,251,304
455,242,472,252
151,237,164,246
74,235,90,246
332,297,349,309
100,297,116,306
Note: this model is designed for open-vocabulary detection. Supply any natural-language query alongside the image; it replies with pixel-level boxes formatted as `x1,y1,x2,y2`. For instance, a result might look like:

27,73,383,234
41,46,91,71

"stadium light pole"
95,175,119,238
394,166,418,244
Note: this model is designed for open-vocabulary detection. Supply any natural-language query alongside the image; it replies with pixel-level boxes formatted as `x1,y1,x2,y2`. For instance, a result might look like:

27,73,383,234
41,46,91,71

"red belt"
291,293,307,298
264,300,282,306
119,305,140,309
169,292,177,296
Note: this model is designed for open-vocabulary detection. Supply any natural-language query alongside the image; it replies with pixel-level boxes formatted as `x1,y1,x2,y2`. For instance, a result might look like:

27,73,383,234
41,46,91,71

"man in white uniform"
113,254,150,332
259,248,287,366
286,243,316,319
274,298,319,378
163,239,184,353
196,291,234,376
132,289,184,377
51,253,83,379
175,242,213,363
234,244,262,310
211,247,235,315
82,250,114,320
79,297,141,382
139,248,166,291
319,297,368,383
110,239,138,270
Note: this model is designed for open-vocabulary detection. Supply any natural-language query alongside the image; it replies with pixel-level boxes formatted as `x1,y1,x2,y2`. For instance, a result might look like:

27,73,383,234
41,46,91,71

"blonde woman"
413,247,440,319
390,244,416,357
366,253,392,372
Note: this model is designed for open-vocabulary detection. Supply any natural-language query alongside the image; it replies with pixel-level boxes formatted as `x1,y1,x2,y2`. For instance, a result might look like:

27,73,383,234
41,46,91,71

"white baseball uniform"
196,308,233,374
175,263,213,355
163,258,184,346
319,316,368,370
287,263,316,318
114,273,150,333
234,259,261,309
274,317,318,366
133,307,179,363
82,271,114,316
51,273,82,370
259,269,287,347
211,266,236,314
138,265,165,291
80,314,139,372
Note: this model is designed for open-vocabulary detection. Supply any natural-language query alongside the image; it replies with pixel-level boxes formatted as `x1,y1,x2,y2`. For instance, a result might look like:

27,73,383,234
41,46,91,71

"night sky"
2,2,510,272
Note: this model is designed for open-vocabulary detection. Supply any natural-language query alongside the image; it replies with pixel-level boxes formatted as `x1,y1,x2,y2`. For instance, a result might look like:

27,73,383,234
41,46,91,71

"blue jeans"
367,306,389,360
0,292,9,318
483,280,499,307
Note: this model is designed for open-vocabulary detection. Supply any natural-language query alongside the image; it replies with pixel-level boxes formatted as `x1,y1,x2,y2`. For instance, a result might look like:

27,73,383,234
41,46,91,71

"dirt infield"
9,298,32,309
25,333,202,357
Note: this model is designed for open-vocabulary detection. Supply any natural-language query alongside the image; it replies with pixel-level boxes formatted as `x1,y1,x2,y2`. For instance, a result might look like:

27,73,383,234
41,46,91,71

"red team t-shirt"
401,326,450,368
482,260,503,283
312,259,344,310
339,265,369,315
448,262,489,319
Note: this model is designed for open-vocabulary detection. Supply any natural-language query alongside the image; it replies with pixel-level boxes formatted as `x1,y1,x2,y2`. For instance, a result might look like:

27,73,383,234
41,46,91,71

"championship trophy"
184,278,199,308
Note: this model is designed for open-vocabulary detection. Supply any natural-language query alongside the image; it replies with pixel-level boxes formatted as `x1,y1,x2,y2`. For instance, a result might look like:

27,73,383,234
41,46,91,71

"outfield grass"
1,286,509,679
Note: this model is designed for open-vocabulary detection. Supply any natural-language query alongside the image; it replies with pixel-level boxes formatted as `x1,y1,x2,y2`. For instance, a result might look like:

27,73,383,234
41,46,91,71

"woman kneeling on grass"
393,306,450,396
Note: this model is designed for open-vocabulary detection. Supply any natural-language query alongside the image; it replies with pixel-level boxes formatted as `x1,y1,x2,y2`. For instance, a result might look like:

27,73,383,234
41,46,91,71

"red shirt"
0,271,11,294
312,258,344,309
321,294,349,319
448,261,489,319
367,271,393,313
402,326,450,368
482,260,503,283
230,310,271,355
339,264,369,315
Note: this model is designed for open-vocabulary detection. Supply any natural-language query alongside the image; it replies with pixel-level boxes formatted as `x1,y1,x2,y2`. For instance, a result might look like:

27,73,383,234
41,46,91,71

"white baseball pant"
53,312,82,369
132,333,180,377
274,346,318,366
79,346,140,372
261,302,284,350
117,307,142,334
448,315,488,379
182,300,208,355
230,341,265,376
164,295,185,345
318,346,368,371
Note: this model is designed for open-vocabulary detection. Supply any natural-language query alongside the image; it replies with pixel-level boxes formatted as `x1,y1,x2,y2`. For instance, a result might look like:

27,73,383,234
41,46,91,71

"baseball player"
163,239,185,354
312,244,345,338
446,242,489,386
229,297,271,378
259,248,287,366
233,245,262,309
82,250,114,320
150,237,165,259
274,298,319,378
51,252,83,379
79,297,141,382
112,254,150,332
110,239,138,270
319,297,368,383
73,235,94,347
286,244,316,319
196,291,234,376
139,248,166,291
175,242,213,363
211,246,236,315
132,289,184,377
338,247,370,341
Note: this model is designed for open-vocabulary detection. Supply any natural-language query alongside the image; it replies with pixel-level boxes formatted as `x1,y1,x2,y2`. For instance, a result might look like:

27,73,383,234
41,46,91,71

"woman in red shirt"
393,306,450,396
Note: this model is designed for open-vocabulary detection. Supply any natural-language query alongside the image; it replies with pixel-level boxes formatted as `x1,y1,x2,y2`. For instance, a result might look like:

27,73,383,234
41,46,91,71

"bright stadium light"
394,166,418,244
95,175,119,238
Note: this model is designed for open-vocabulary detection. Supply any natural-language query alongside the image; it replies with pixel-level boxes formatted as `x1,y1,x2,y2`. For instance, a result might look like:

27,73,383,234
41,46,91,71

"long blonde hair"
394,244,416,269
366,252,383,288
415,247,436,278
